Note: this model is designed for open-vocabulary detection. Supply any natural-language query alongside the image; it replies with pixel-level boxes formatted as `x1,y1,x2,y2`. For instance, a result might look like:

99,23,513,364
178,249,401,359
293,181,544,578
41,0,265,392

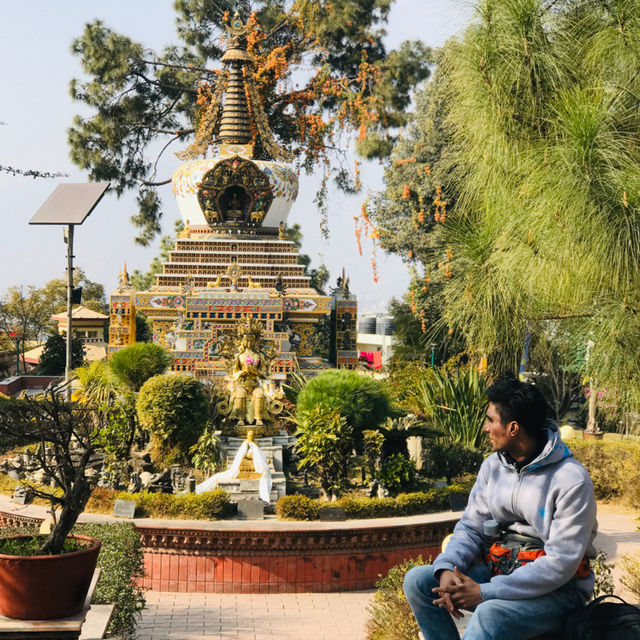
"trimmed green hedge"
568,438,640,506
276,483,472,520
74,522,145,639
85,487,233,519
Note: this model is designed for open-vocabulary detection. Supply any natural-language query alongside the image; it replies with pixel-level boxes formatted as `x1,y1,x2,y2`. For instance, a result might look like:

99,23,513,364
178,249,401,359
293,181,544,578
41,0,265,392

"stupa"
108,13,359,383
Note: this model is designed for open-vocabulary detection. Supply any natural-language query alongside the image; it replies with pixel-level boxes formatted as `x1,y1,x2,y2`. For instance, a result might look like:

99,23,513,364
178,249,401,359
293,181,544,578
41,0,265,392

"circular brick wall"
137,515,458,593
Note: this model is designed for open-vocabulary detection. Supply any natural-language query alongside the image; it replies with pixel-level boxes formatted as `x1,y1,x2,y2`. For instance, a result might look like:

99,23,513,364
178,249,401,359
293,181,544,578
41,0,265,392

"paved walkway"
138,591,375,640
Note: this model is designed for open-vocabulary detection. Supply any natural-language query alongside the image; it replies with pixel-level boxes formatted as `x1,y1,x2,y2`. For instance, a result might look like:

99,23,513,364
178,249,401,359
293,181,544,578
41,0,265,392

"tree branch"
141,58,219,76
138,178,172,187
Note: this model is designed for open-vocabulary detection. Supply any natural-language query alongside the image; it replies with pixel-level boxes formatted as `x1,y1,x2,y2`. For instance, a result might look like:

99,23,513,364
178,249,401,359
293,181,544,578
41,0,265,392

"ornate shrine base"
217,433,295,502
137,514,457,593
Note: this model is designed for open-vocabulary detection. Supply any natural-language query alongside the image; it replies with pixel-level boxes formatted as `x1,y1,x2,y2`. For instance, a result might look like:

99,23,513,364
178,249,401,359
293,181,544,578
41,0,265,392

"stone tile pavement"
138,590,376,640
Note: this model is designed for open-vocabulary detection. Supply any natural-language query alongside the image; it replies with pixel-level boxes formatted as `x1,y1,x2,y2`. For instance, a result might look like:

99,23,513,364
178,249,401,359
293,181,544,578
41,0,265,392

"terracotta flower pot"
0,535,101,620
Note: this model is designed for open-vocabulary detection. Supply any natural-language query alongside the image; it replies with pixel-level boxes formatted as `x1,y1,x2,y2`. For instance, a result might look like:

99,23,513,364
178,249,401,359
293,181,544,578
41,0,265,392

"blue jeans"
403,563,586,640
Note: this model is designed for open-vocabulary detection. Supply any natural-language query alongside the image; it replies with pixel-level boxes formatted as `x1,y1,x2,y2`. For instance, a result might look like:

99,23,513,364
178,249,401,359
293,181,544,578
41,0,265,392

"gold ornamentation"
176,70,229,161
197,156,274,226
178,219,191,238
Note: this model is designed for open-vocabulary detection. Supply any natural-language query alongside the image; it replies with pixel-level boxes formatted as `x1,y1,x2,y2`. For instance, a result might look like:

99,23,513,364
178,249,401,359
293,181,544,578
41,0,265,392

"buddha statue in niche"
223,187,247,220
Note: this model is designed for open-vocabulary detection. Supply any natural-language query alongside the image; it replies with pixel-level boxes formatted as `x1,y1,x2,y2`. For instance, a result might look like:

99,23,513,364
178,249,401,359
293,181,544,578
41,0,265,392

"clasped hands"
432,567,482,618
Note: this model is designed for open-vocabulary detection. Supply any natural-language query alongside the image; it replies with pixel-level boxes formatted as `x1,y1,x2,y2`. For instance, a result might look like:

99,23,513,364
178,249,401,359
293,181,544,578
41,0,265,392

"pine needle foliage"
376,0,640,405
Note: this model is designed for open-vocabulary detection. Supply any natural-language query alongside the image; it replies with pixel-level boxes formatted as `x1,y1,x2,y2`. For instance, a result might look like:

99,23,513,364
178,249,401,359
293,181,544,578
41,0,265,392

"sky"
0,0,472,314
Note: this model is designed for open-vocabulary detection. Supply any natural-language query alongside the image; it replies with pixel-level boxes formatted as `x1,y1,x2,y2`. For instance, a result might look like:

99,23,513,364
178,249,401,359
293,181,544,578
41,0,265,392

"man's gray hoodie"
432,420,597,601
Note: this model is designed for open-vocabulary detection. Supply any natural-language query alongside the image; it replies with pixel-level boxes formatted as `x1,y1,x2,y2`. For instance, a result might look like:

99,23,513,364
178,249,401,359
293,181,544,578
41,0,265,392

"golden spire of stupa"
219,13,252,145
176,13,292,162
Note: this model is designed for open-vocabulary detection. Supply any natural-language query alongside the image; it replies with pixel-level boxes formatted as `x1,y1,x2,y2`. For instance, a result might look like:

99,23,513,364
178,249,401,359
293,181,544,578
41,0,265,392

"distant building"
356,315,395,369
23,305,109,366
51,305,108,342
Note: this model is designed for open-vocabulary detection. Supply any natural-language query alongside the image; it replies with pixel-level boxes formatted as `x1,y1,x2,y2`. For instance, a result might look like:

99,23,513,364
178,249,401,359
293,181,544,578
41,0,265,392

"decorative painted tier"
172,157,298,228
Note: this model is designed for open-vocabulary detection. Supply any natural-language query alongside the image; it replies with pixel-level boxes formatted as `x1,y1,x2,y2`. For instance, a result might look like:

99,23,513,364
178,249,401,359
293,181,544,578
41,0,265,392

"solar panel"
29,182,110,225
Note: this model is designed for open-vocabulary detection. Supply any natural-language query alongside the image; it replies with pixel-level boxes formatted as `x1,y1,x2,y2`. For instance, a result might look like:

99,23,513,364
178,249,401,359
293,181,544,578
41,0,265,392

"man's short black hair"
487,379,549,439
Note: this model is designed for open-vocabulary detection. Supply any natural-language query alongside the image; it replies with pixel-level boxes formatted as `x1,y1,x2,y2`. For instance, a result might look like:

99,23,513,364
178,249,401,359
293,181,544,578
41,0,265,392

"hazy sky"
0,1,472,313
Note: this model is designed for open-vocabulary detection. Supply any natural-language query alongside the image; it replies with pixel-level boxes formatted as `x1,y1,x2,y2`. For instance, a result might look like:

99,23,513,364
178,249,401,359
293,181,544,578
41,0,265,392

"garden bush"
567,439,640,506
85,487,233,519
137,373,209,464
295,405,354,500
73,522,145,639
276,483,472,520
378,454,417,496
365,556,430,640
275,494,320,520
422,440,484,482
295,369,395,444
109,342,172,392
621,551,640,602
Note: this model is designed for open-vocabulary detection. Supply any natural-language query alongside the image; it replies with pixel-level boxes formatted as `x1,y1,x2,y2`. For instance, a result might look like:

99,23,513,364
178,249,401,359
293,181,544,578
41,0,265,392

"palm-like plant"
416,367,488,448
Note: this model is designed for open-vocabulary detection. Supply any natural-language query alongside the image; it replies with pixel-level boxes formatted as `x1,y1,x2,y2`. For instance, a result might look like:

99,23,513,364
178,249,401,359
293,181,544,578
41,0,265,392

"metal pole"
65,224,74,401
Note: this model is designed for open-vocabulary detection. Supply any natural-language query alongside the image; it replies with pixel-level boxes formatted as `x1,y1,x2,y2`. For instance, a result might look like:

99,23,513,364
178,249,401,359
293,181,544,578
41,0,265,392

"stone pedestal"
217,432,295,502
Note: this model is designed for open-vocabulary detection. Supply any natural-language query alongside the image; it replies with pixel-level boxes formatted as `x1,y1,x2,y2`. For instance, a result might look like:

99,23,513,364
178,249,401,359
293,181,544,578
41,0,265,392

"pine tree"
68,0,431,245
374,0,640,407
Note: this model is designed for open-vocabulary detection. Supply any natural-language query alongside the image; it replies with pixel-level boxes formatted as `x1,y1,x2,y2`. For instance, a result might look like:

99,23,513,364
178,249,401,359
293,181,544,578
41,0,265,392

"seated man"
404,379,597,640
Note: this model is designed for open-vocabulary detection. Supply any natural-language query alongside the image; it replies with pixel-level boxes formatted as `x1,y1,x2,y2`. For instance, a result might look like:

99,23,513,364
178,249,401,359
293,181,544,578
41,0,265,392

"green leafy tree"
36,268,107,318
0,271,106,375
38,332,85,375
137,373,209,463
68,1,431,244
109,342,172,392
295,369,395,447
0,286,47,374
387,295,464,364
294,404,353,500
0,394,117,555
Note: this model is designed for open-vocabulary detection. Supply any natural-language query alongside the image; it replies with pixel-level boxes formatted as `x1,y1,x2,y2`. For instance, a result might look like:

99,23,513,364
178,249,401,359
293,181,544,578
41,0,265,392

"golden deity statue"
231,331,268,425
178,219,191,238
213,315,285,437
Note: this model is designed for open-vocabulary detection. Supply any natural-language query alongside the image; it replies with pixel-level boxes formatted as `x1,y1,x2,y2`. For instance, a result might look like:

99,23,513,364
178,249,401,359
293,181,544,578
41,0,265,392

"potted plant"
0,391,112,619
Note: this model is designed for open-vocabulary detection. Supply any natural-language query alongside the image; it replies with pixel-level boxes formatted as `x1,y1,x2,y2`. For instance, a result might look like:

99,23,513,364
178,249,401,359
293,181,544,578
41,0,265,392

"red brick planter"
137,514,458,593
